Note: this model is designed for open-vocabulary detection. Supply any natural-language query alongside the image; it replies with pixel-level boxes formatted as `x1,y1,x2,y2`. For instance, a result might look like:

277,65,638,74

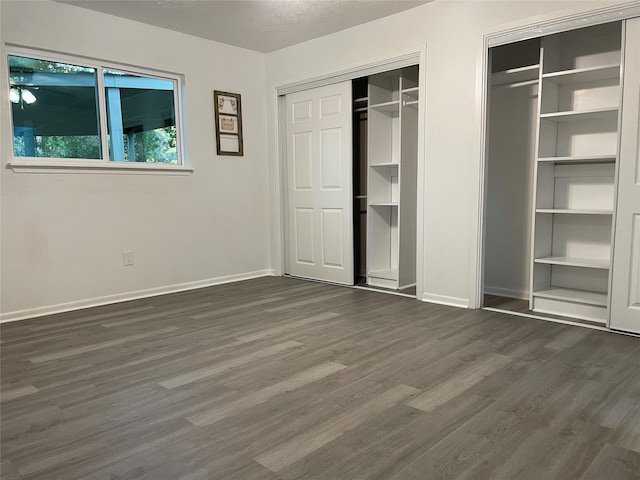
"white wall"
0,1,272,320
265,0,633,308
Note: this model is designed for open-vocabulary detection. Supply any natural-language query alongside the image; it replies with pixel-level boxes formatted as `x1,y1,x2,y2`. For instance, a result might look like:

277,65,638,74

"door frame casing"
273,46,427,299
473,1,640,310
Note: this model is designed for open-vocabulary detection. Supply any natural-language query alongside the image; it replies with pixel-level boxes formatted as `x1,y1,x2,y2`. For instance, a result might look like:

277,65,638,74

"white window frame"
6,46,191,174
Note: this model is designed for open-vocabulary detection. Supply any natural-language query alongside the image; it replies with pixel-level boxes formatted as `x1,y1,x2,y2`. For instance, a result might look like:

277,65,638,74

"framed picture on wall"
218,114,238,134
214,90,243,156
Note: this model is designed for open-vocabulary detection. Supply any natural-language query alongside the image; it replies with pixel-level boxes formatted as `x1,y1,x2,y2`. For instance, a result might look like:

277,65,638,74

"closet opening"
352,67,418,297
281,63,420,299
352,77,368,291
483,37,541,317
481,21,624,329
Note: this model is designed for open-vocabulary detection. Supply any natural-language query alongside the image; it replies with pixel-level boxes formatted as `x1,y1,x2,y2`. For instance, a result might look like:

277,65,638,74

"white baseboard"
0,269,276,323
421,293,470,309
484,285,528,301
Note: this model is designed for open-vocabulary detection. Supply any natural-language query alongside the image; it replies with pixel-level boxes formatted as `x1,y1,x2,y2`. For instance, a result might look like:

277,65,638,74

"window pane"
104,70,177,164
9,55,101,159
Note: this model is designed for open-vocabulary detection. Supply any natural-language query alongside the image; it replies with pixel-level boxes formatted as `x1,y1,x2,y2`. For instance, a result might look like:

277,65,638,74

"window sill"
7,159,194,175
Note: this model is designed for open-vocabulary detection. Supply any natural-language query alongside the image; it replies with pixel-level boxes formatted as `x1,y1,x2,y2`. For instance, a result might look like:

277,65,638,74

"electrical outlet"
123,251,134,266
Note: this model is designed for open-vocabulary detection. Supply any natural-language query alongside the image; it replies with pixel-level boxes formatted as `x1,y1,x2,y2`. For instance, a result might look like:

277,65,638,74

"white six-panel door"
610,17,640,333
285,82,354,285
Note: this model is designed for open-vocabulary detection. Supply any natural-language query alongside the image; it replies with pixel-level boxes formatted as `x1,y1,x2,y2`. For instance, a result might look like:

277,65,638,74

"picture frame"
213,90,243,156
218,114,238,134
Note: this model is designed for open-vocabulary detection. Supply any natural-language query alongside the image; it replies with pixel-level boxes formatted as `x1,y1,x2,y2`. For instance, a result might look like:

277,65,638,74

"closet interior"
483,21,624,326
353,66,419,294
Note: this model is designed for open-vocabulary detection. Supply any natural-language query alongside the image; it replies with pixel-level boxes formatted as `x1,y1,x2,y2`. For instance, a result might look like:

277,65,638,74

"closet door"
285,82,354,285
610,18,640,333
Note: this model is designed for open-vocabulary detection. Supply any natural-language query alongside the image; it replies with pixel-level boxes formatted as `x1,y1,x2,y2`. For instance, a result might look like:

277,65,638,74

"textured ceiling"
55,0,431,53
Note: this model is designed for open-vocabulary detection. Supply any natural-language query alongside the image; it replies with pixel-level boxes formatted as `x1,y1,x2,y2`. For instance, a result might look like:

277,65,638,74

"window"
9,56,101,159
7,48,186,170
104,70,177,163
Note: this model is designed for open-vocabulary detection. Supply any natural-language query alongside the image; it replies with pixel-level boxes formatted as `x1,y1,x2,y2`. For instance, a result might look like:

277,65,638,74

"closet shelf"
540,107,618,122
368,268,399,281
369,100,400,112
370,162,399,168
542,64,620,85
491,64,540,86
532,288,608,307
537,154,617,164
402,87,419,102
534,256,610,269
370,202,399,208
536,208,613,215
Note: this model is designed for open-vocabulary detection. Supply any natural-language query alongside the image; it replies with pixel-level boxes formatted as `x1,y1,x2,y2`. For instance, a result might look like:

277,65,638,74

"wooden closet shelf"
536,208,613,215
370,162,399,168
542,64,620,85
538,155,616,164
368,268,399,281
369,101,400,112
540,107,618,122
532,288,608,307
534,256,610,269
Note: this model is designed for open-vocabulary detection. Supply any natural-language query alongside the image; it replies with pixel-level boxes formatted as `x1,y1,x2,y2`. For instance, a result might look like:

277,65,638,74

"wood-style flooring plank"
580,443,640,480
28,326,179,363
0,460,23,480
236,311,341,343
188,361,347,426
189,296,285,320
253,384,420,472
405,353,511,411
158,340,302,389
264,289,354,312
0,385,39,403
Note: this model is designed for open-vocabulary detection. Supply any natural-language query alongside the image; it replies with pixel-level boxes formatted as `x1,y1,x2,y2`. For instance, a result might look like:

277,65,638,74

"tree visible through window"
104,69,177,164
121,127,177,163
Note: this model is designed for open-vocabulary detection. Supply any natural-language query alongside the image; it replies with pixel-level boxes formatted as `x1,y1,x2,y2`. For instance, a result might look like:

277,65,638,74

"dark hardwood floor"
1,276,639,479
